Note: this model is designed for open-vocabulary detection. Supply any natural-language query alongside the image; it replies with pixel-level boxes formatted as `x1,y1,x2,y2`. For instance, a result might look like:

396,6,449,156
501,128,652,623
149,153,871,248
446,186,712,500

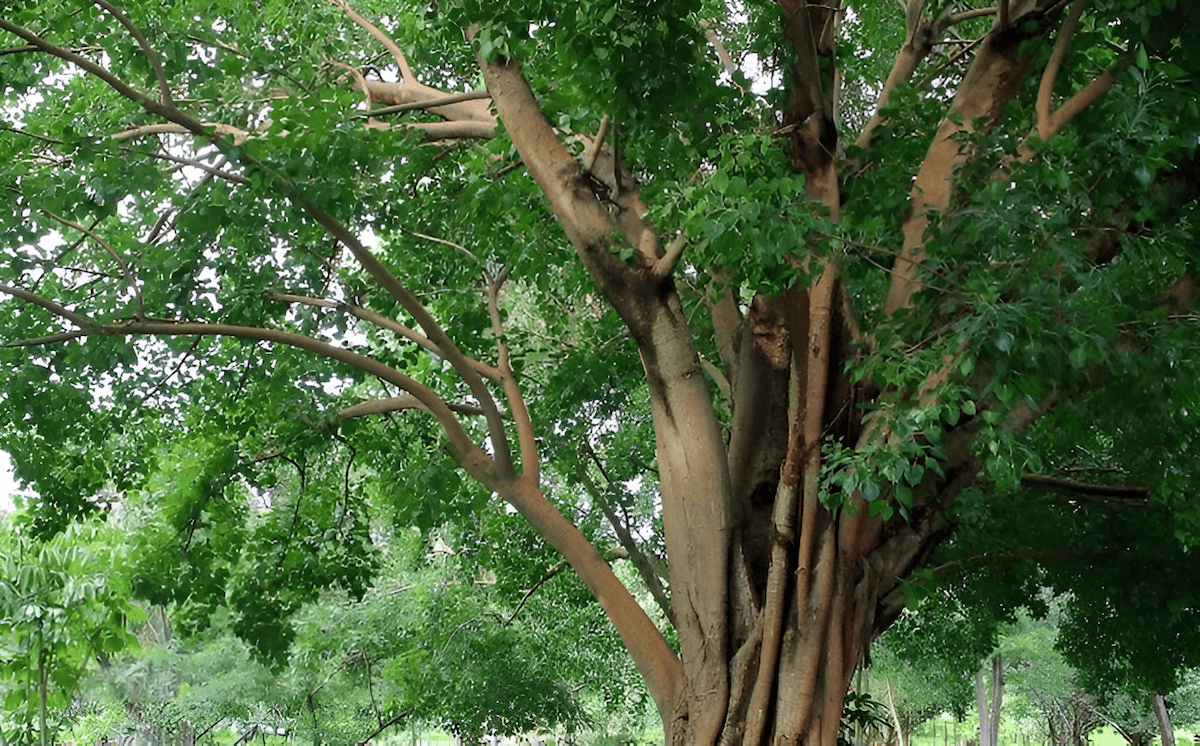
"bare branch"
38,207,144,316
402,229,481,265
91,0,174,106
576,464,674,624
363,90,492,117
946,7,997,24
698,354,731,400
324,0,415,84
487,268,539,485
1036,0,1086,140
502,560,566,626
141,150,249,184
650,230,687,282
700,20,742,88
1,125,62,144
7,331,88,347
289,204,516,474
581,114,610,173
262,291,502,382
329,58,374,115
112,122,249,144
130,319,483,462
367,119,497,139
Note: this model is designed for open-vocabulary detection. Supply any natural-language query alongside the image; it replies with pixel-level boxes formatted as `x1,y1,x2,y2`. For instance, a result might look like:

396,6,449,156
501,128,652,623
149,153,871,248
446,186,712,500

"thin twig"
38,207,145,316
91,0,175,106
140,149,249,184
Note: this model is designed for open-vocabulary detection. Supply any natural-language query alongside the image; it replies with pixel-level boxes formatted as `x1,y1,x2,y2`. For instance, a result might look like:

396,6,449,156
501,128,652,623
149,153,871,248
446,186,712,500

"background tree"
0,512,142,745
1,0,1198,743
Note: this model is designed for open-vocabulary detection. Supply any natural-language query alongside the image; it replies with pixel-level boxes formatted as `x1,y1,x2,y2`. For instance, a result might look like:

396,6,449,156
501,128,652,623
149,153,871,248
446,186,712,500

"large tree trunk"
478,3,1050,744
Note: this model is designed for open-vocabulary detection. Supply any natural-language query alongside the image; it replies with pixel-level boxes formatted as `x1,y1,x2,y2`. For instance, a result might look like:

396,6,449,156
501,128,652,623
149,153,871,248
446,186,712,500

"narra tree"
1,0,1198,743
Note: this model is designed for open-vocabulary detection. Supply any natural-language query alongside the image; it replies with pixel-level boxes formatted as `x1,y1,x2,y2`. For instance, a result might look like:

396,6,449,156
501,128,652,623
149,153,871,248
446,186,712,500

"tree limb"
37,207,144,317
261,291,502,382
0,283,97,331
325,0,414,84
139,149,249,183
338,395,485,419
90,0,174,107
502,560,566,626
487,267,539,484
363,90,492,117
700,20,742,88
1019,473,1150,499
576,464,674,625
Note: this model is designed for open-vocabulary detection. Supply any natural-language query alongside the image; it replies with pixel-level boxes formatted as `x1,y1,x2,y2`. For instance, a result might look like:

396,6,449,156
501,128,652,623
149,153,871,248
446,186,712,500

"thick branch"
364,90,492,117
481,50,726,733
325,0,414,83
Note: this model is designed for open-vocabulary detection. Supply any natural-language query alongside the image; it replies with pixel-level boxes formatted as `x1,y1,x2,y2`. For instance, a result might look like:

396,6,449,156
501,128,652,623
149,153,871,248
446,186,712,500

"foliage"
839,691,893,746
0,0,1198,741
0,512,142,744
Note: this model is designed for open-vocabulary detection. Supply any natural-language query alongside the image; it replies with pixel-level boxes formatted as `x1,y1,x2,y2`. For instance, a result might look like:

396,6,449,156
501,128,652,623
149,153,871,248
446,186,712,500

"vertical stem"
38,643,48,746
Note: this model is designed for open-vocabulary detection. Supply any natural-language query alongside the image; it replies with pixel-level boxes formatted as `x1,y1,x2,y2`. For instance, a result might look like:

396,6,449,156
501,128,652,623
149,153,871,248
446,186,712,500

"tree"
1,0,1198,744
0,513,142,745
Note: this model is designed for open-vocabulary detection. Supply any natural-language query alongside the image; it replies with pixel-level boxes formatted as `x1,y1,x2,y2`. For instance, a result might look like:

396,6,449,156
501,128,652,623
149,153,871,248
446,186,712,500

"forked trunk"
480,3,1047,744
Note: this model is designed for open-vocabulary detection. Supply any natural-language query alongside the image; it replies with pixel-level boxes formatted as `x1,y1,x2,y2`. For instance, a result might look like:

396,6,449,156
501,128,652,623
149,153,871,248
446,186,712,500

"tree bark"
1153,694,1175,746
976,656,1003,746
